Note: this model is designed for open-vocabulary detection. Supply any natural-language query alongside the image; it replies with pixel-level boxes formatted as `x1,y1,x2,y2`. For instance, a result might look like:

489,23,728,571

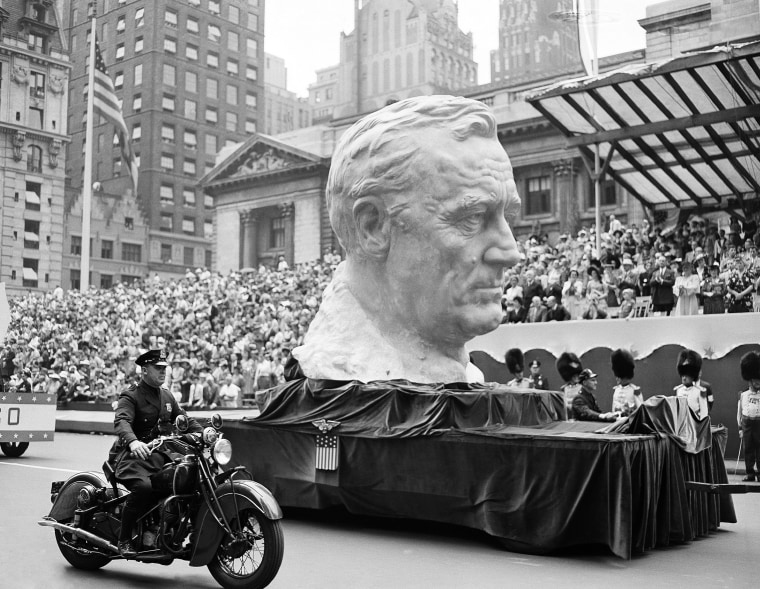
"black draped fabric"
227,380,734,559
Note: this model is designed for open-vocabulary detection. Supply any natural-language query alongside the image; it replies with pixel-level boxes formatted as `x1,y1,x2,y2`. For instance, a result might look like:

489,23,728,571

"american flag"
92,36,138,193
315,433,339,471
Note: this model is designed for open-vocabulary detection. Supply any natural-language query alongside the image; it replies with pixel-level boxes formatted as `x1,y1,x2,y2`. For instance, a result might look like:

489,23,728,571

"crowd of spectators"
0,252,342,408
0,211,758,405
501,213,760,323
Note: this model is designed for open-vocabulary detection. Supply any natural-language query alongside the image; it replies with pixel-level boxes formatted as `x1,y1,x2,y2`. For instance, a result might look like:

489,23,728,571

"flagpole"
81,15,97,292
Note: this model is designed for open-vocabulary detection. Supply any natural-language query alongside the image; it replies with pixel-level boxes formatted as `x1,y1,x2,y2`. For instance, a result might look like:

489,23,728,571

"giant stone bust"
293,95,521,383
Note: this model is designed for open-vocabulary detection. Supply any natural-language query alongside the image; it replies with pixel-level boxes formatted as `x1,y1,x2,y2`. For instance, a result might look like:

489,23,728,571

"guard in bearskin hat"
610,349,643,416
738,351,760,482
673,349,711,420
556,352,583,418
505,348,531,389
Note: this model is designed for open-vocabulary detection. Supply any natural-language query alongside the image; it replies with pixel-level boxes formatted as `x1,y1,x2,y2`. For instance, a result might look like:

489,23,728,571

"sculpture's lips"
469,286,503,302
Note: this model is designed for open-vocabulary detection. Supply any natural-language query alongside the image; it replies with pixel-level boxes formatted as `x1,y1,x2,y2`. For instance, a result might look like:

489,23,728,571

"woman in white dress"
673,260,701,316
561,268,585,319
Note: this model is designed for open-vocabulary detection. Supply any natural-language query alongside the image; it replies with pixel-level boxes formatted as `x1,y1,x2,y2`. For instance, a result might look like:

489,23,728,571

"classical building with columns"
200,135,336,273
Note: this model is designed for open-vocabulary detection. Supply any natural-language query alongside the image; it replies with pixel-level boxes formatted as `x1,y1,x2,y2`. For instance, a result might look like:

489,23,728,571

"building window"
134,63,142,85
187,16,199,34
162,95,175,111
29,107,44,130
226,84,238,105
589,178,618,208
163,64,176,86
208,24,221,43
246,38,257,58
120,274,140,285
205,194,214,209
165,10,177,28
270,217,285,249
184,130,197,150
245,119,256,133
100,274,113,289
164,37,177,53
125,217,134,230
184,99,197,120
116,16,125,32
204,220,214,239
161,124,175,144
30,71,45,98
27,145,43,172
185,71,197,93
246,92,257,108
114,72,124,89
207,52,219,68
207,78,218,99
525,176,551,216
183,188,196,207
225,112,237,132
71,235,82,255
246,66,257,81
115,43,125,60
133,94,142,112
184,246,195,266
182,218,195,235
227,59,239,75
122,242,141,261
24,219,40,250
229,5,240,23
161,243,172,261
205,107,218,123
135,7,144,27
70,269,80,291
161,154,174,170
209,0,220,15
101,239,113,259
186,44,198,60
160,214,173,233
228,30,238,51
205,134,217,155
132,123,141,141
183,159,196,175
135,36,143,52
247,12,258,31
160,184,174,205
22,258,39,288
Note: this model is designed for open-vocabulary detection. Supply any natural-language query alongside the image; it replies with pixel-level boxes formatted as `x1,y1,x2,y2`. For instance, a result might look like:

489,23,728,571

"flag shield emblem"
312,419,340,471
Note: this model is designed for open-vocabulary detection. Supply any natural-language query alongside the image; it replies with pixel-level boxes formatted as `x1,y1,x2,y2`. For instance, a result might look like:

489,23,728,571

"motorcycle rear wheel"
0,442,29,457
207,509,284,589
55,528,111,570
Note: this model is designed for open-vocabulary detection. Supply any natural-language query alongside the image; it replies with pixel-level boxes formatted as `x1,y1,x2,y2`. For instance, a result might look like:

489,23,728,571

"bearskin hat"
505,348,524,375
676,349,702,380
740,351,760,382
556,352,583,382
611,349,635,380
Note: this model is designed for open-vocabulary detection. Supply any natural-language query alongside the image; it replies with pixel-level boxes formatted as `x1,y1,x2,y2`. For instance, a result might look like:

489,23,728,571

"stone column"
239,209,258,269
553,159,579,235
280,202,295,266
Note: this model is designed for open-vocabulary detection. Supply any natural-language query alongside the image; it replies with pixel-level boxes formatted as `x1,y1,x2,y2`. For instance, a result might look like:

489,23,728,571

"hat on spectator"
135,349,169,367
556,352,583,382
710,261,720,270
505,348,525,375
611,349,635,380
676,349,702,380
50,373,61,380
578,368,598,383
740,351,760,381
622,256,634,266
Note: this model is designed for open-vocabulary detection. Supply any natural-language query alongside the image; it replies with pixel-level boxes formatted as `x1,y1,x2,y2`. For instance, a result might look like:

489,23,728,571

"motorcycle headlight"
203,426,219,445
213,438,232,465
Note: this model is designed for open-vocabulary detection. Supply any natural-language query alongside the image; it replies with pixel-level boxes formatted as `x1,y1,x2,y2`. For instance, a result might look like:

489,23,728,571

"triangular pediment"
202,133,325,185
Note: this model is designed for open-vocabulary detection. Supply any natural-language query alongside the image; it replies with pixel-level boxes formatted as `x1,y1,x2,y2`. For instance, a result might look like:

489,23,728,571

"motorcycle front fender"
189,479,282,567
48,471,111,522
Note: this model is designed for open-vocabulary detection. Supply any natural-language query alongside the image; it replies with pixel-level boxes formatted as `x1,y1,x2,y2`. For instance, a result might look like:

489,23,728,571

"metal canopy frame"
526,41,760,215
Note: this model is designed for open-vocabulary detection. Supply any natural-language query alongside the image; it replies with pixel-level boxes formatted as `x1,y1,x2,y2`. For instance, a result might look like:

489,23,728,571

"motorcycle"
38,413,284,589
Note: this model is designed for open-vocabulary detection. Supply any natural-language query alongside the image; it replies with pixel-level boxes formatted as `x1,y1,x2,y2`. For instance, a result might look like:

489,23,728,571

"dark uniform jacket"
109,379,202,481
572,389,615,421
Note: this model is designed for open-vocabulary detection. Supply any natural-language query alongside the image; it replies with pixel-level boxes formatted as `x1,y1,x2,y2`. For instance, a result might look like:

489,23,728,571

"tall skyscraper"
0,0,70,295
62,0,265,282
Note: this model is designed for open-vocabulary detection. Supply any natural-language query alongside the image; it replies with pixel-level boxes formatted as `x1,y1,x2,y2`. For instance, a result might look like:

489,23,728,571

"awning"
24,231,39,242
22,267,38,281
25,191,41,204
526,41,760,211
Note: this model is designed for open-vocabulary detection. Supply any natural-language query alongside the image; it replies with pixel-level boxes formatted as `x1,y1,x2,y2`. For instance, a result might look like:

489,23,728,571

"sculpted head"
327,95,520,347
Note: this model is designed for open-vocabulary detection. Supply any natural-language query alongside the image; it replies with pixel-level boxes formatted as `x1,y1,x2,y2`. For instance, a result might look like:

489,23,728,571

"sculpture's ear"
353,196,390,259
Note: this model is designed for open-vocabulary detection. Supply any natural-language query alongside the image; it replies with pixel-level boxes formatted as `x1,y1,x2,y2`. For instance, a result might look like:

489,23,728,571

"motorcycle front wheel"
0,442,29,457
207,509,284,589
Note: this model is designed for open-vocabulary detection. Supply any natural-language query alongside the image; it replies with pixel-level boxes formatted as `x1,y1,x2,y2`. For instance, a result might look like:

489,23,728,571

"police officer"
109,349,202,557
528,359,549,390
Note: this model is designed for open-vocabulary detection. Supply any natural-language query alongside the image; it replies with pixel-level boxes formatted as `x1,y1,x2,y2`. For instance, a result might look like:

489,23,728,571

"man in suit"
571,368,620,422
522,270,546,305
525,296,548,323
649,254,676,315
545,295,571,321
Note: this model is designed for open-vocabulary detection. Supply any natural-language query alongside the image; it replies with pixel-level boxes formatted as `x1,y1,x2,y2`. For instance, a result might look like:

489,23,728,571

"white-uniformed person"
673,349,711,420
610,348,644,416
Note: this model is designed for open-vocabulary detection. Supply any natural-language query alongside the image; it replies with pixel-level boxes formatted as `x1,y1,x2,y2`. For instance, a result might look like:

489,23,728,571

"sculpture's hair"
327,95,497,254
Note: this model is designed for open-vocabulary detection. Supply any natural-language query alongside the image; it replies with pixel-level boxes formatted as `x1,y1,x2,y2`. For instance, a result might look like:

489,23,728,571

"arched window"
27,145,43,173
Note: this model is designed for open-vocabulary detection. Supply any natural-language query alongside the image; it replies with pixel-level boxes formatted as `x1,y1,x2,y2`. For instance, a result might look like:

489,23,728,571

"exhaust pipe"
38,518,119,554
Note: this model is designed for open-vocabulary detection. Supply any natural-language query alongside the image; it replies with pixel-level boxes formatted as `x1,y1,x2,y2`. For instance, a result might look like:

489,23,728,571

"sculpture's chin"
453,305,503,340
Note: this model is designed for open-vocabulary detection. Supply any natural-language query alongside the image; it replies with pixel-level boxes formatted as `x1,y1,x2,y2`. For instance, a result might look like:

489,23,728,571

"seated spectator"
618,288,636,319
503,296,526,324
525,296,548,323
582,295,608,320
545,296,571,321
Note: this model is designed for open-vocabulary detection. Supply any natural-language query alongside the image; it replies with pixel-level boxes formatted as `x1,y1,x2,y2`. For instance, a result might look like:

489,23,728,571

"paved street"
1,432,758,589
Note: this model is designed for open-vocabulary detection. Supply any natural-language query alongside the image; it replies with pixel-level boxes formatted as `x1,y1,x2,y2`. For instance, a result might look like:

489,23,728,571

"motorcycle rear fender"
48,471,110,521
189,479,282,567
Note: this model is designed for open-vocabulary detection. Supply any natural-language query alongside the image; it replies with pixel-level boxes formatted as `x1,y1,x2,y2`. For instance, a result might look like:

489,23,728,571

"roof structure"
526,40,760,213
